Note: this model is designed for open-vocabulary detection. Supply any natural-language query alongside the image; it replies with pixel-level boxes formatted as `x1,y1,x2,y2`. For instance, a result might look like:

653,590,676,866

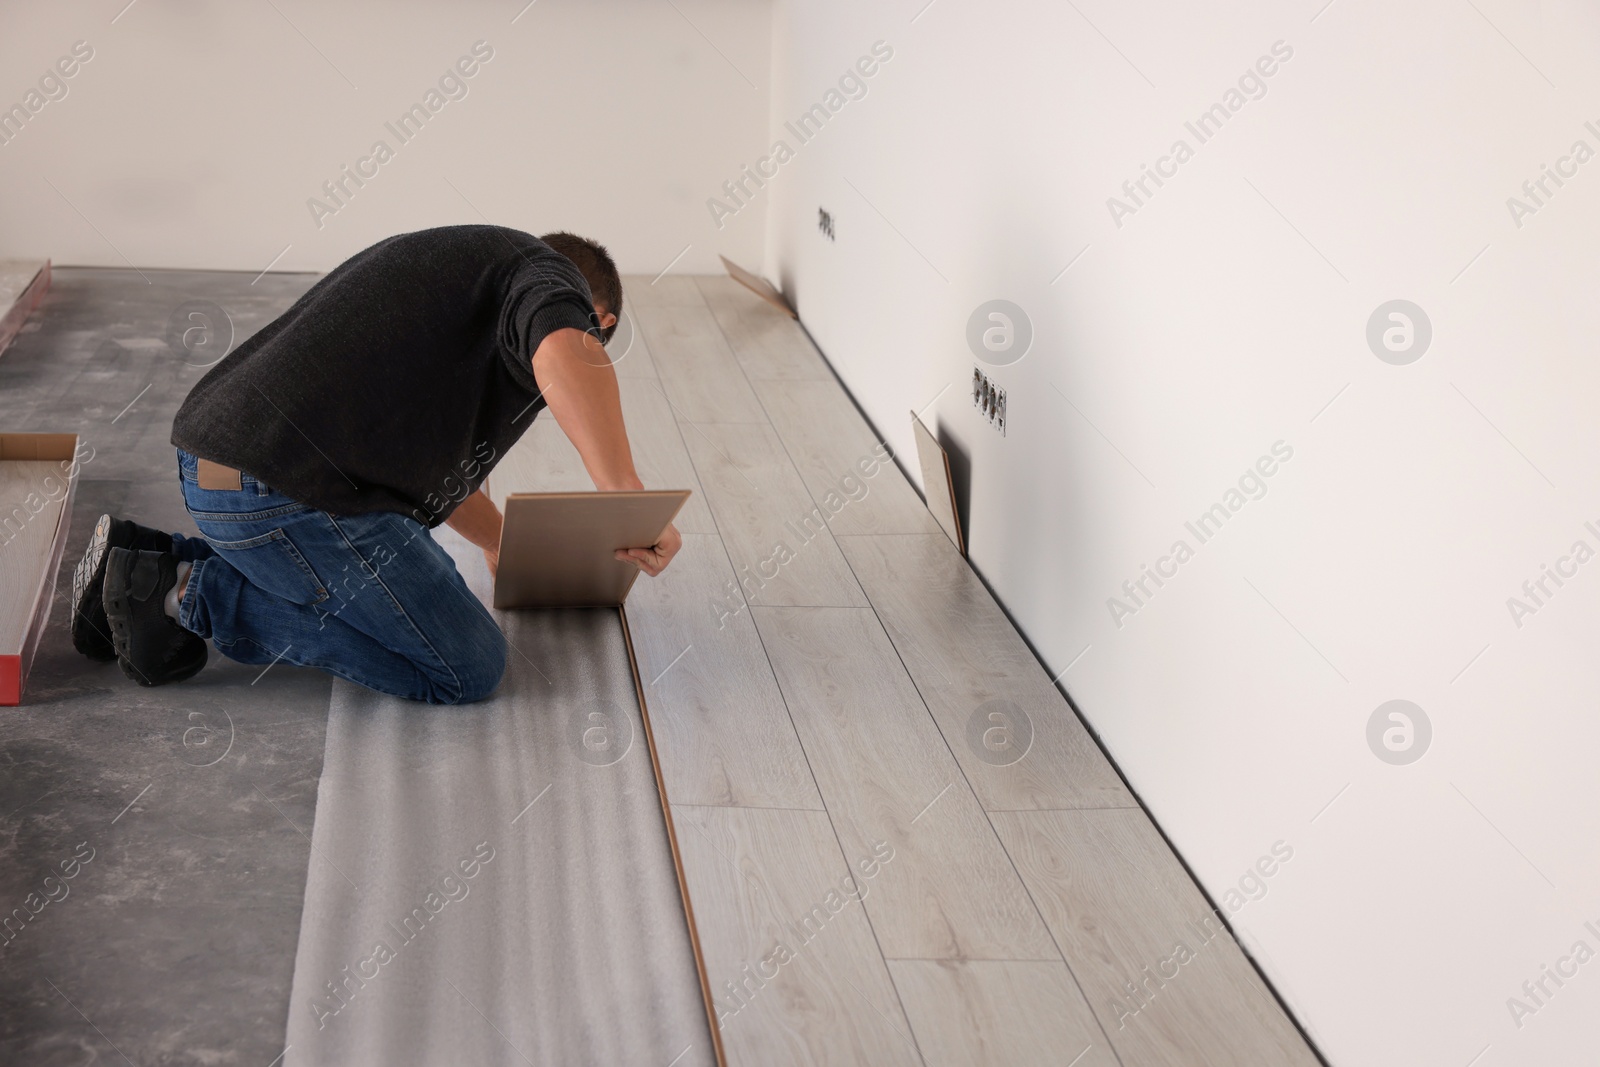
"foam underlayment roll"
284,532,713,1066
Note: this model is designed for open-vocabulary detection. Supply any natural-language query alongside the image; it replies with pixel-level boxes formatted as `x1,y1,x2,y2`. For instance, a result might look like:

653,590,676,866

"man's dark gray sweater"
172,225,597,527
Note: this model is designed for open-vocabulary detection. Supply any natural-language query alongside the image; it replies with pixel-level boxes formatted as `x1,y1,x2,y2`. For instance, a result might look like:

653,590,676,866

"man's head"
541,231,623,344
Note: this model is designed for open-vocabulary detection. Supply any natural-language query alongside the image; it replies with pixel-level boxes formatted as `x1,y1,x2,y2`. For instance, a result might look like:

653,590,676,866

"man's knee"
436,627,506,704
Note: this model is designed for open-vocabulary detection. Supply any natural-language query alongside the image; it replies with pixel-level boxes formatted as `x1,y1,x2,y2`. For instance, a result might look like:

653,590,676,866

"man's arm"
446,488,504,577
531,327,681,576
532,328,641,491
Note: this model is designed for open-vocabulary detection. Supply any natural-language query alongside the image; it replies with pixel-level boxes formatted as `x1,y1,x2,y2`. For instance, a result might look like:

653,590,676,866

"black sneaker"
102,547,207,687
72,515,177,661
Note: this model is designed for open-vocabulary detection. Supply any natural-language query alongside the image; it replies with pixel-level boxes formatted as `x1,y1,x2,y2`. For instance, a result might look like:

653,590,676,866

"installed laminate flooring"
992,809,1321,1066
636,304,767,425
623,533,822,810
695,275,832,382
750,378,940,538
677,421,868,609
626,274,1320,1066
887,960,1119,1067
674,804,921,1067
837,533,1133,812
752,605,1057,962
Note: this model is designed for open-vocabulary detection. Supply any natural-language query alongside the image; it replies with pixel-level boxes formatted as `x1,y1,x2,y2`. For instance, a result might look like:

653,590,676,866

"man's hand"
444,489,504,580
616,522,681,577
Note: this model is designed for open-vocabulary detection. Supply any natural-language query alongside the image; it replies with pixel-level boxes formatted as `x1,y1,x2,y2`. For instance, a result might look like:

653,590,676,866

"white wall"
0,0,770,274
762,1,1600,1064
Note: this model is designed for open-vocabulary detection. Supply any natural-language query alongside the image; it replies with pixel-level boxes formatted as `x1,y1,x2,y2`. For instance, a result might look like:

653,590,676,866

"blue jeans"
174,449,506,703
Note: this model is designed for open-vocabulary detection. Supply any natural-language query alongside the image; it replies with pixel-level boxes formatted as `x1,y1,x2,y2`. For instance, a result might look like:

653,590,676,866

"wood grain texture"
486,378,716,535
837,534,1133,812
623,273,708,309
673,804,923,1067
0,461,70,652
609,304,660,380
679,422,867,608
887,960,1119,1067
696,276,832,381
991,809,1320,1067
636,304,769,424
752,606,1058,962
753,379,941,537
623,533,824,810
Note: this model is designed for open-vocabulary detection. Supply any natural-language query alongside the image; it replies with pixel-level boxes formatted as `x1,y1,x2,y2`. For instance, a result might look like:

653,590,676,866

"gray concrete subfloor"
0,268,329,1066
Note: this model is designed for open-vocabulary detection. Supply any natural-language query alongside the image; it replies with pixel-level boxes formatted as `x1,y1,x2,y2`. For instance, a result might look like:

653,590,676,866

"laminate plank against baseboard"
887,960,1119,1067
696,276,832,382
680,423,868,608
838,534,1133,811
485,378,715,535
636,304,769,425
991,809,1320,1067
622,533,823,810
673,805,923,1067
753,606,1058,961
753,379,942,537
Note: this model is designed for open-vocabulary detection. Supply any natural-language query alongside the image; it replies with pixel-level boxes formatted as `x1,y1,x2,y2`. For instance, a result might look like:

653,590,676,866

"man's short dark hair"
540,231,623,344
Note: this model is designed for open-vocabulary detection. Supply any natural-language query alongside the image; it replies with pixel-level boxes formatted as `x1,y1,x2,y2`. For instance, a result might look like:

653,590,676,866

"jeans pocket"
203,527,330,606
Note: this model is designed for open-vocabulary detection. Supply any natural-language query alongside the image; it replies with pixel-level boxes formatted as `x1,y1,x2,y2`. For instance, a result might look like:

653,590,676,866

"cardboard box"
0,433,81,705
0,260,50,361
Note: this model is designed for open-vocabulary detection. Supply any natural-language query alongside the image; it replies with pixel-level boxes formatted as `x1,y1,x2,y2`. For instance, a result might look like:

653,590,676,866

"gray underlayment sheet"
284,533,713,1067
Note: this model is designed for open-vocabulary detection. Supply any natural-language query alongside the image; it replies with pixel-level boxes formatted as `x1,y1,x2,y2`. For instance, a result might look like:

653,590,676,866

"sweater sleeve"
498,249,597,385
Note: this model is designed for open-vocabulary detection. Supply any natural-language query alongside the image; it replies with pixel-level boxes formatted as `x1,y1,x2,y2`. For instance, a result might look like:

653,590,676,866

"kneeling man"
71,226,680,703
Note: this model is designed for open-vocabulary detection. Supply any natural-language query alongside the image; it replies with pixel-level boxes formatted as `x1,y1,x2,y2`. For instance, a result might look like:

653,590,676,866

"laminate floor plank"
838,534,1134,811
991,808,1319,1067
673,804,924,1067
887,960,1119,1067
636,303,769,425
753,378,942,537
680,422,868,608
610,303,660,380
623,273,708,309
752,605,1059,961
623,533,824,810
696,275,832,382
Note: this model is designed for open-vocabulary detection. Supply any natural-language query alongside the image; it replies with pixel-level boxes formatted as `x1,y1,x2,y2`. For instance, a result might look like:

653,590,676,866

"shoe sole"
71,514,116,661
116,649,206,688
